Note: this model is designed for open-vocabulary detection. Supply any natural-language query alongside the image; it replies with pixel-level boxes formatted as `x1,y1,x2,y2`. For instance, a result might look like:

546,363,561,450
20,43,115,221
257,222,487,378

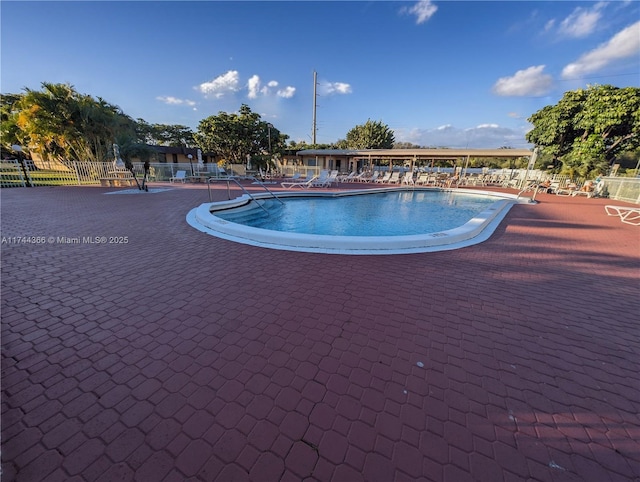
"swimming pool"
187,187,529,255
217,191,495,236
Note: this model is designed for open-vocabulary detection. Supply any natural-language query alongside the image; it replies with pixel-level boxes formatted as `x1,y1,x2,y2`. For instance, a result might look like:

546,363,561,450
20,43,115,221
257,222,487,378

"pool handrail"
207,176,283,215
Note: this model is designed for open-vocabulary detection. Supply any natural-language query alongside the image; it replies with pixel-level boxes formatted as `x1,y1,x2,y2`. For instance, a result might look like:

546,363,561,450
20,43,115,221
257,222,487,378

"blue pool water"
217,190,496,236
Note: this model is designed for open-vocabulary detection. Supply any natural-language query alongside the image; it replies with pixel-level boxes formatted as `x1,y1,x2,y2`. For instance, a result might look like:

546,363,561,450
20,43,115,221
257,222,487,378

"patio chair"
281,176,317,189
604,205,640,226
387,172,401,184
337,172,356,183
362,171,379,183
401,172,414,185
414,173,429,185
310,170,330,187
376,172,392,183
282,172,302,183
170,170,187,183
324,170,339,186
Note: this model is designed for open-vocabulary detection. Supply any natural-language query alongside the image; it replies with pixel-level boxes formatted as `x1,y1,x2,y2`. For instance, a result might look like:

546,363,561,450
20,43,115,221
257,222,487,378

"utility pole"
312,70,317,145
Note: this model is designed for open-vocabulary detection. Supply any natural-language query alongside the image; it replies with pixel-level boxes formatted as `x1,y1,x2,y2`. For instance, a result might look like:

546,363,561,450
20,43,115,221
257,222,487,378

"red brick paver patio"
1,183,639,482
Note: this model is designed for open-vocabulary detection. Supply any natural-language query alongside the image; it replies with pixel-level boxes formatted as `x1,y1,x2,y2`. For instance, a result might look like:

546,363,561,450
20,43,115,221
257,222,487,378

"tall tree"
345,119,395,149
195,104,287,167
136,120,195,148
7,82,138,164
527,85,640,176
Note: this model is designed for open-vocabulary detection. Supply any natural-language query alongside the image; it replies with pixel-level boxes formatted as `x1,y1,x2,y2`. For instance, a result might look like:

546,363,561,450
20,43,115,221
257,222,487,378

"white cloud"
544,19,556,33
156,96,196,107
277,86,296,98
246,75,295,99
492,65,553,97
247,75,261,99
401,0,438,25
319,81,352,96
199,71,296,100
562,21,640,79
198,70,240,98
395,124,531,149
558,2,605,38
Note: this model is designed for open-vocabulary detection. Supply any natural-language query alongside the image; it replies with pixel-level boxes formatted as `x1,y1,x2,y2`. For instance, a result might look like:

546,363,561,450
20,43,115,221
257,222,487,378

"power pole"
312,70,317,145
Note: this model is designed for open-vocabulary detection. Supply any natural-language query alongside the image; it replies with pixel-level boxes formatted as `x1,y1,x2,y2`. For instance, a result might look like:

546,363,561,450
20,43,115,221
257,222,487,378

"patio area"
1,182,639,482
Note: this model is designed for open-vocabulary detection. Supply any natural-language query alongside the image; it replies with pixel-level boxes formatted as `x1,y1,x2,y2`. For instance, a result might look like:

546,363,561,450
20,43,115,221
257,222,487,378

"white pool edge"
186,187,531,255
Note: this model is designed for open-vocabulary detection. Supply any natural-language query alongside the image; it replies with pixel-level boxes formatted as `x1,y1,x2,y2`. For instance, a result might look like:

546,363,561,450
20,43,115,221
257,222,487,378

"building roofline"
295,148,533,158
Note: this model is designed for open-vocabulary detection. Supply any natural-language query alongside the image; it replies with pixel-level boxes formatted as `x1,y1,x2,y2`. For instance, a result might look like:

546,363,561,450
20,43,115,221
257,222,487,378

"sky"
1,1,639,149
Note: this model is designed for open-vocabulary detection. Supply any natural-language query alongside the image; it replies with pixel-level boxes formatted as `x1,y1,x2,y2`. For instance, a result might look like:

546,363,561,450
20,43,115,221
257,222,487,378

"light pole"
267,123,273,175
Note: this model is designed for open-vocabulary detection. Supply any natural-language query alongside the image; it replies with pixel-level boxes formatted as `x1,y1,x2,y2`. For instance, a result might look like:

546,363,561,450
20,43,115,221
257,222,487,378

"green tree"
288,140,336,150
136,120,195,148
393,142,422,149
6,82,138,164
0,93,25,157
195,104,287,167
527,85,640,176
345,119,395,149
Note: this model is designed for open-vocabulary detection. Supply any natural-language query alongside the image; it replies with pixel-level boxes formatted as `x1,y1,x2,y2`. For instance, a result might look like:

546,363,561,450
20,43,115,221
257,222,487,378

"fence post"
74,161,81,185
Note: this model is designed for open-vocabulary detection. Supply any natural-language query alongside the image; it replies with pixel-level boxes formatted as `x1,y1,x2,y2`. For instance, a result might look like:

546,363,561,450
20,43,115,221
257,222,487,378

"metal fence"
2,160,639,204
603,177,640,204
0,161,229,187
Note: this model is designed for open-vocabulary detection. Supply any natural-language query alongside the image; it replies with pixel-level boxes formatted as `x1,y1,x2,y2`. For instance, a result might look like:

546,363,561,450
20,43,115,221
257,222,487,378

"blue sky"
2,1,639,149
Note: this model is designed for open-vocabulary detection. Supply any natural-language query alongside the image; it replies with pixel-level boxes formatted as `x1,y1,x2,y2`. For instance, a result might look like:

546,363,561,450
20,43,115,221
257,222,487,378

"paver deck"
1,182,639,482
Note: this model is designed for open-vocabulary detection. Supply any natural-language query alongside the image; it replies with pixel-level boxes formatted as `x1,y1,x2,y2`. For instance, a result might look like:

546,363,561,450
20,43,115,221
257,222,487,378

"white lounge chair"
281,176,317,189
401,172,414,185
376,172,392,183
387,172,401,184
361,171,379,183
604,205,640,226
311,170,330,187
283,172,302,183
415,173,429,185
337,172,356,183
324,170,339,186
170,170,187,183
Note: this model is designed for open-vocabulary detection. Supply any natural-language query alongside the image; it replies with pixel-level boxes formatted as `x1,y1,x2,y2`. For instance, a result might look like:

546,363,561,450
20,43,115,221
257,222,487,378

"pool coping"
186,187,533,255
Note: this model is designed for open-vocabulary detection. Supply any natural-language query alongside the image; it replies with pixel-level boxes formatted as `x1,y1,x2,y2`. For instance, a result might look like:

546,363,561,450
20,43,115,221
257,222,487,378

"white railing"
0,160,230,186
7,161,636,203
1,160,28,187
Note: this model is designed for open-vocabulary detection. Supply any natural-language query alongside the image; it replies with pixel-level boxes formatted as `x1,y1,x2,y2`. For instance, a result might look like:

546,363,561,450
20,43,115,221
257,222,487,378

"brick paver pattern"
1,182,639,482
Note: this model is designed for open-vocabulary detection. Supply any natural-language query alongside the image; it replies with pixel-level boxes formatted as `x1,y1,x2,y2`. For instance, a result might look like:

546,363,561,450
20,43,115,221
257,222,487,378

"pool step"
217,199,283,226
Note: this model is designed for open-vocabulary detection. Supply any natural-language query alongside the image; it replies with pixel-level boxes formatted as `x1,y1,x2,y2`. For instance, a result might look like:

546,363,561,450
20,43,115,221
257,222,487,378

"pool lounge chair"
375,172,392,183
414,173,429,185
362,171,379,183
337,172,356,183
604,205,640,226
281,176,317,189
316,170,339,187
282,172,302,183
401,172,414,185
310,170,330,187
387,172,401,184
170,170,187,183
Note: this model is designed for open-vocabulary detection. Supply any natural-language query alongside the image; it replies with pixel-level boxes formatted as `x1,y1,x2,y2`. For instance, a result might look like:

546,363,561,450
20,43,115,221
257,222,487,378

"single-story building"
293,148,534,174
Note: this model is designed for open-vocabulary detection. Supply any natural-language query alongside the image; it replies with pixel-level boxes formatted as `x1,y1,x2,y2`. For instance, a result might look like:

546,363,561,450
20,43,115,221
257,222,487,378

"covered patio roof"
296,148,533,160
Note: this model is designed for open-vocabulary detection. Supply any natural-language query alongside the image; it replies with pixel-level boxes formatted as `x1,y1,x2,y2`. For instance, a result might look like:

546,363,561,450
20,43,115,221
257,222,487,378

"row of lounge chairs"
280,170,339,189
280,170,465,189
